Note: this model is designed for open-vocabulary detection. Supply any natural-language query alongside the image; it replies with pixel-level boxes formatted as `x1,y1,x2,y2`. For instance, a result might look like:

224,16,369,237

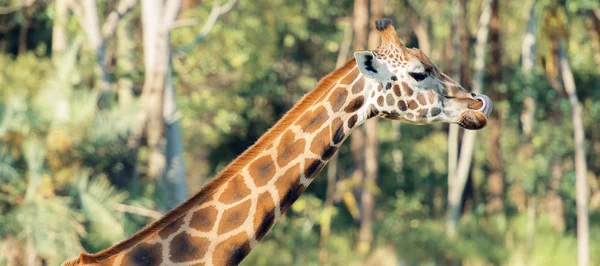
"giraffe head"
354,19,492,130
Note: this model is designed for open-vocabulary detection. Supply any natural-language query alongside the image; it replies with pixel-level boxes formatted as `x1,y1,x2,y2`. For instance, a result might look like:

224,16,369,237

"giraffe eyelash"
409,72,428,81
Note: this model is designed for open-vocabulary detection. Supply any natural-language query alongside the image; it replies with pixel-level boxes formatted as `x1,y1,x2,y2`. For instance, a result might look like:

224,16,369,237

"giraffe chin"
457,110,488,130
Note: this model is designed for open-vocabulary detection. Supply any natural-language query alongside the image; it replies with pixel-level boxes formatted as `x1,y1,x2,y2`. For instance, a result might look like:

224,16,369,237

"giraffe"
63,18,492,266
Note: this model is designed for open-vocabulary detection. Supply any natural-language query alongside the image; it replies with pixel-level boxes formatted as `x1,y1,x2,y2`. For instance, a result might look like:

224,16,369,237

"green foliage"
0,34,153,264
75,171,127,249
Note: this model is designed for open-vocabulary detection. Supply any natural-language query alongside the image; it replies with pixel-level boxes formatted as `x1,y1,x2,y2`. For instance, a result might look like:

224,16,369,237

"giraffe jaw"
457,110,488,130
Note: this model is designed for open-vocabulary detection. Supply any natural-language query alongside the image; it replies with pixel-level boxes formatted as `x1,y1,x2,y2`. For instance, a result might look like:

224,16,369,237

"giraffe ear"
354,51,392,81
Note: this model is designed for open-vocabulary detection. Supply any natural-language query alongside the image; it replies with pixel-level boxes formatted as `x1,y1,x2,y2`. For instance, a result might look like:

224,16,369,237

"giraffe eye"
409,72,428,81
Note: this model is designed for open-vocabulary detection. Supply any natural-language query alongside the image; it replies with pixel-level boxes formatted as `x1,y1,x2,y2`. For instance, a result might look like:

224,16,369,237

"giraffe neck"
66,59,370,266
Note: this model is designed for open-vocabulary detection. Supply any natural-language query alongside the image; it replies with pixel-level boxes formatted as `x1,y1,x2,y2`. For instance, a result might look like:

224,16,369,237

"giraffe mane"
73,58,359,264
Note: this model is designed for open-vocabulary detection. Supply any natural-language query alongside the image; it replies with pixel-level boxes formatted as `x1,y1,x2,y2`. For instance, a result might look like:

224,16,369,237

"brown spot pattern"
347,114,358,128
169,232,209,263
339,67,359,85
275,164,301,201
217,199,251,234
328,87,348,112
398,100,407,111
304,159,324,179
212,232,251,266
159,215,185,239
352,77,365,93
250,155,276,187
219,174,251,204
253,192,276,239
377,96,384,106
344,96,364,113
393,84,402,96
408,100,418,110
417,93,427,105
331,118,345,144
190,206,219,232
296,107,328,133
402,82,413,96
129,242,163,266
386,94,395,106
310,127,331,156
275,130,306,169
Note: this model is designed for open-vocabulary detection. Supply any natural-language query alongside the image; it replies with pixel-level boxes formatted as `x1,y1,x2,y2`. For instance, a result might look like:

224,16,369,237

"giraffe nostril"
471,93,476,97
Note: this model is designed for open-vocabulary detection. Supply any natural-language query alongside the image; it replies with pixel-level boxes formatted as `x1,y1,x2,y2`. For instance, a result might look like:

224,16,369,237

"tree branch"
173,0,238,55
171,18,200,30
101,0,138,40
162,0,182,30
0,0,35,15
114,203,162,220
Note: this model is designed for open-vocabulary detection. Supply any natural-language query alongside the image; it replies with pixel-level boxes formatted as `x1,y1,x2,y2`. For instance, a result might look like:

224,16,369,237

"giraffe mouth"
458,110,488,130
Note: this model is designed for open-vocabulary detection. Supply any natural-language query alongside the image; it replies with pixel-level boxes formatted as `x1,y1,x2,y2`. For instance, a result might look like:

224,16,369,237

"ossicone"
374,18,404,50
375,18,393,31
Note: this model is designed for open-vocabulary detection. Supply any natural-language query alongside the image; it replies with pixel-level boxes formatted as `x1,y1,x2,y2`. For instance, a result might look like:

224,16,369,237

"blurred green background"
1,0,600,265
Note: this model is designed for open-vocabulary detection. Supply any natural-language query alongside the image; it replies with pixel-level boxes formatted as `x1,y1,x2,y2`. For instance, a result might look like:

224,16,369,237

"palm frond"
22,137,46,202
76,170,128,244
7,195,83,265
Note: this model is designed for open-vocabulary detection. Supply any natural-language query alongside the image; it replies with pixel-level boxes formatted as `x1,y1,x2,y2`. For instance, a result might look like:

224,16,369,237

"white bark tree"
68,0,138,100
520,0,538,253
359,0,382,254
141,0,238,211
446,0,493,236
559,39,590,266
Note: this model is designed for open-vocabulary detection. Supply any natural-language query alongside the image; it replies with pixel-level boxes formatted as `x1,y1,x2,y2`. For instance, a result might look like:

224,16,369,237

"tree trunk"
319,18,353,263
404,0,431,55
486,0,504,215
446,0,462,233
142,0,166,182
162,71,189,210
141,0,187,211
546,158,565,232
447,0,493,236
116,18,136,107
358,0,382,254
18,7,31,55
559,39,589,266
25,236,36,266
459,0,472,89
521,0,537,137
350,0,368,226
521,0,538,254
80,0,112,96
52,0,68,54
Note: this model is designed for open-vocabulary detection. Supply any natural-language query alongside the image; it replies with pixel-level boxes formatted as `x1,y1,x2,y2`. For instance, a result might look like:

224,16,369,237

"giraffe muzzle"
473,94,493,117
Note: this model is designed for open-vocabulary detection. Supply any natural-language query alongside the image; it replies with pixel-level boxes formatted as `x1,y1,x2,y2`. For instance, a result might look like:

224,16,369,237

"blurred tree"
559,37,590,266
67,0,138,103
139,0,186,211
485,0,505,215
520,0,538,251
359,0,382,254
447,0,493,236
349,0,368,225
